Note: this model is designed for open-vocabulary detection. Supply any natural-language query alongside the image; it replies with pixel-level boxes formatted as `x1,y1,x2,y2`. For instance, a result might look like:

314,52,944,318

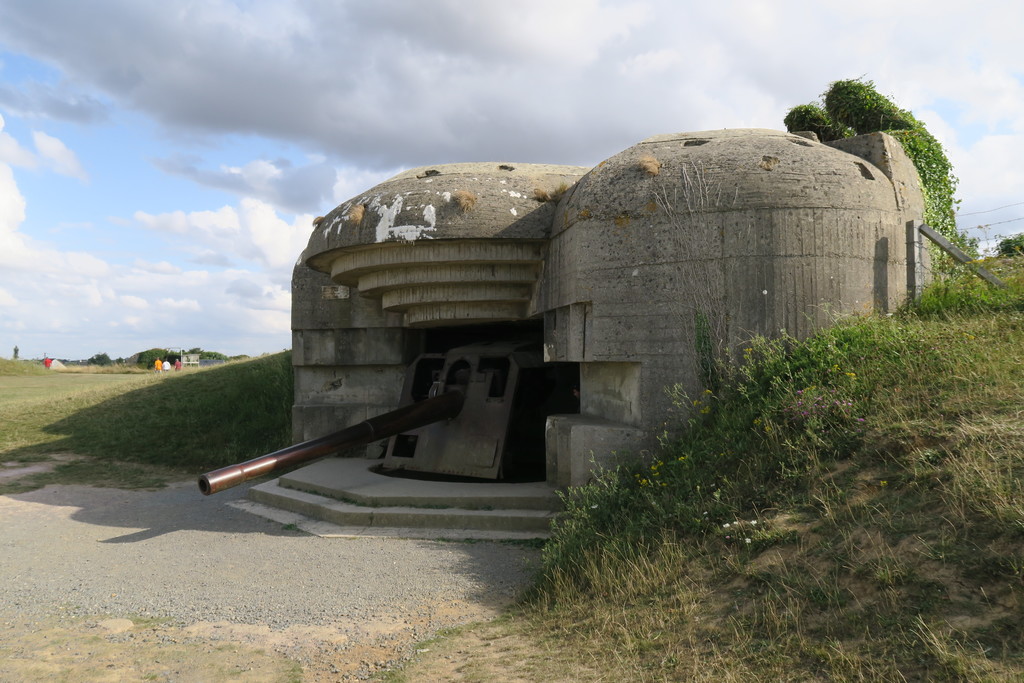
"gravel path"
0,480,541,680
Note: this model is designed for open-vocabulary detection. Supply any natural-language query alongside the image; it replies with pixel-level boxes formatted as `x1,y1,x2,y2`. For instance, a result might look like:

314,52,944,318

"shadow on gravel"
9,478,298,542
3,481,541,618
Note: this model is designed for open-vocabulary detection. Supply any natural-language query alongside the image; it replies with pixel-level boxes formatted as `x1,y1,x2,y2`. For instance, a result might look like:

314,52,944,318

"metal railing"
906,220,1007,300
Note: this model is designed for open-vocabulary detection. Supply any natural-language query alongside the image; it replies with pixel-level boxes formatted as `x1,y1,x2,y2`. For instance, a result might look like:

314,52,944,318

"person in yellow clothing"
154,358,162,373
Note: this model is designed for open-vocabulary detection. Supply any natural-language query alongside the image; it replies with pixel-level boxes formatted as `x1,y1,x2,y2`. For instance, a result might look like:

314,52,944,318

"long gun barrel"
198,390,465,495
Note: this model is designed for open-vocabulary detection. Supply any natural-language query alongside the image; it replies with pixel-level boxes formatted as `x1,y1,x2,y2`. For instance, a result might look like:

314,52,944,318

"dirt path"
0,477,540,681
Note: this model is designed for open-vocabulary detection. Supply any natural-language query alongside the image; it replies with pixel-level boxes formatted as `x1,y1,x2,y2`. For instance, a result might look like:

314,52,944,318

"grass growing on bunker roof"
451,189,478,212
496,256,1024,681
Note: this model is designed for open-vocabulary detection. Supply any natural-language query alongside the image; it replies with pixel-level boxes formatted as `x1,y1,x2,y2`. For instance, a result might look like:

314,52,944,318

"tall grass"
525,259,1024,680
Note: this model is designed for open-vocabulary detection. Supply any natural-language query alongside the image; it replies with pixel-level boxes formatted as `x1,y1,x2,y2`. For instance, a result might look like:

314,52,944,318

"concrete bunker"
261,129,924,519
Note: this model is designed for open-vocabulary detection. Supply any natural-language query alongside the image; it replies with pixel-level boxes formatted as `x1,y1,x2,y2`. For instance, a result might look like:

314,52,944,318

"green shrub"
782,103,852,142
997,233,1024,257
784,78,964,251
823,78,917,133
136,348,169,369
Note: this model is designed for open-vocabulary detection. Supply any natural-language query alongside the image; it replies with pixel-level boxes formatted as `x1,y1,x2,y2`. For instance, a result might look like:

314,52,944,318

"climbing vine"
784,79,966,250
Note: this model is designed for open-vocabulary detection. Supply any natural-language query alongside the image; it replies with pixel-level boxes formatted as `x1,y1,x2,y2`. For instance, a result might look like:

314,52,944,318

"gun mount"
381,340,563,479
199,340,577,495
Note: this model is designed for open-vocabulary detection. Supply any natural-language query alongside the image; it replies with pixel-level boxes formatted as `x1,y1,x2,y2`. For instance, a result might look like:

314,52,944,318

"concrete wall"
540,128,925,456
290,261,420,445
292,129,925,485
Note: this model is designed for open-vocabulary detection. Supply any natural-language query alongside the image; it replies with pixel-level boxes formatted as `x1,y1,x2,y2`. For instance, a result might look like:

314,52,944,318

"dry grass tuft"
347,204,366,224
312,215,325,228
452,190,477,212
533,182,570,203
638,155,662,176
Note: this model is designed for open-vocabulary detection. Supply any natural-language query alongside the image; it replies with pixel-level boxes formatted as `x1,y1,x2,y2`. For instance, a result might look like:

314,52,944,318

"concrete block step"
248,479,555,537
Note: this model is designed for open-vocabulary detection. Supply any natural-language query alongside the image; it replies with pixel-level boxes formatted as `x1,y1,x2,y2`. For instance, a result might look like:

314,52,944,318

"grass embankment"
395,258,1024,681
525,261,1024,680
0,353,292,493
0,358,49,376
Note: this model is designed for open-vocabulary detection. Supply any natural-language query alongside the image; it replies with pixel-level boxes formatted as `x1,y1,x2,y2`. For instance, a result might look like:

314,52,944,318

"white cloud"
332,167,400,205
153,154,338,214
135,199,311,272
0,113,37,167
119,294,148,309
0,287,17,307
1,0,1022,173
132,259,182,275
618,49,682,77
3,0,1024,359
32,130,88,181
0,163,31,265
158,297,201,311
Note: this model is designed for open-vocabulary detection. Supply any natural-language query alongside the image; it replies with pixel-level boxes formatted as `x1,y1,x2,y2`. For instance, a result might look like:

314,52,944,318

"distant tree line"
35,347,242,367
133,347,231,368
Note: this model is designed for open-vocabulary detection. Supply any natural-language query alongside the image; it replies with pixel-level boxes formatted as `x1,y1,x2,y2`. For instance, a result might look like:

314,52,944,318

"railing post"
906,220,924,301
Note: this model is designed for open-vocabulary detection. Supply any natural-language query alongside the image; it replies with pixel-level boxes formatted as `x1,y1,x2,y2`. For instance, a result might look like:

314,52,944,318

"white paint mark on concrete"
324,216,340,238
387,225,436,241
365,194,438,241
632,268,639,276
442,192,452,202
371,194,404,242
510,207,518,216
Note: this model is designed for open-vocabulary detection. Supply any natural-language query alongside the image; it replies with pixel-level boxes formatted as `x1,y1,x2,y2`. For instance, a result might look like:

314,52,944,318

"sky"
0,1,1022,361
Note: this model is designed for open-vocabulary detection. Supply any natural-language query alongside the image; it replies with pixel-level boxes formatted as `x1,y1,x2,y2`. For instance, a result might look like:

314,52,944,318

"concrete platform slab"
277,457,561,511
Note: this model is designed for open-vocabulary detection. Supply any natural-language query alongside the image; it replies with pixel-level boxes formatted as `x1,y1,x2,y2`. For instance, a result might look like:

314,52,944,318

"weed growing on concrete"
347,203,366,224
451,190,477,212
533,182,570,203
637,155,661,176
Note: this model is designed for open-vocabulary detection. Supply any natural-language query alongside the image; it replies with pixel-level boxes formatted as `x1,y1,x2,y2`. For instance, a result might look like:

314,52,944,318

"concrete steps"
244,457,561,540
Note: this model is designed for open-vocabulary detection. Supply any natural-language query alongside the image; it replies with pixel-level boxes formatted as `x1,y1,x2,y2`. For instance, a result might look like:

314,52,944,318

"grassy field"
0,353,292,494
3,258,1024,681
0,372,149,406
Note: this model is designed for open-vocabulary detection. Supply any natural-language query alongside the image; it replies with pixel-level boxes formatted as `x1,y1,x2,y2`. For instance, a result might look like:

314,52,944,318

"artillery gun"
198,341,574,495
